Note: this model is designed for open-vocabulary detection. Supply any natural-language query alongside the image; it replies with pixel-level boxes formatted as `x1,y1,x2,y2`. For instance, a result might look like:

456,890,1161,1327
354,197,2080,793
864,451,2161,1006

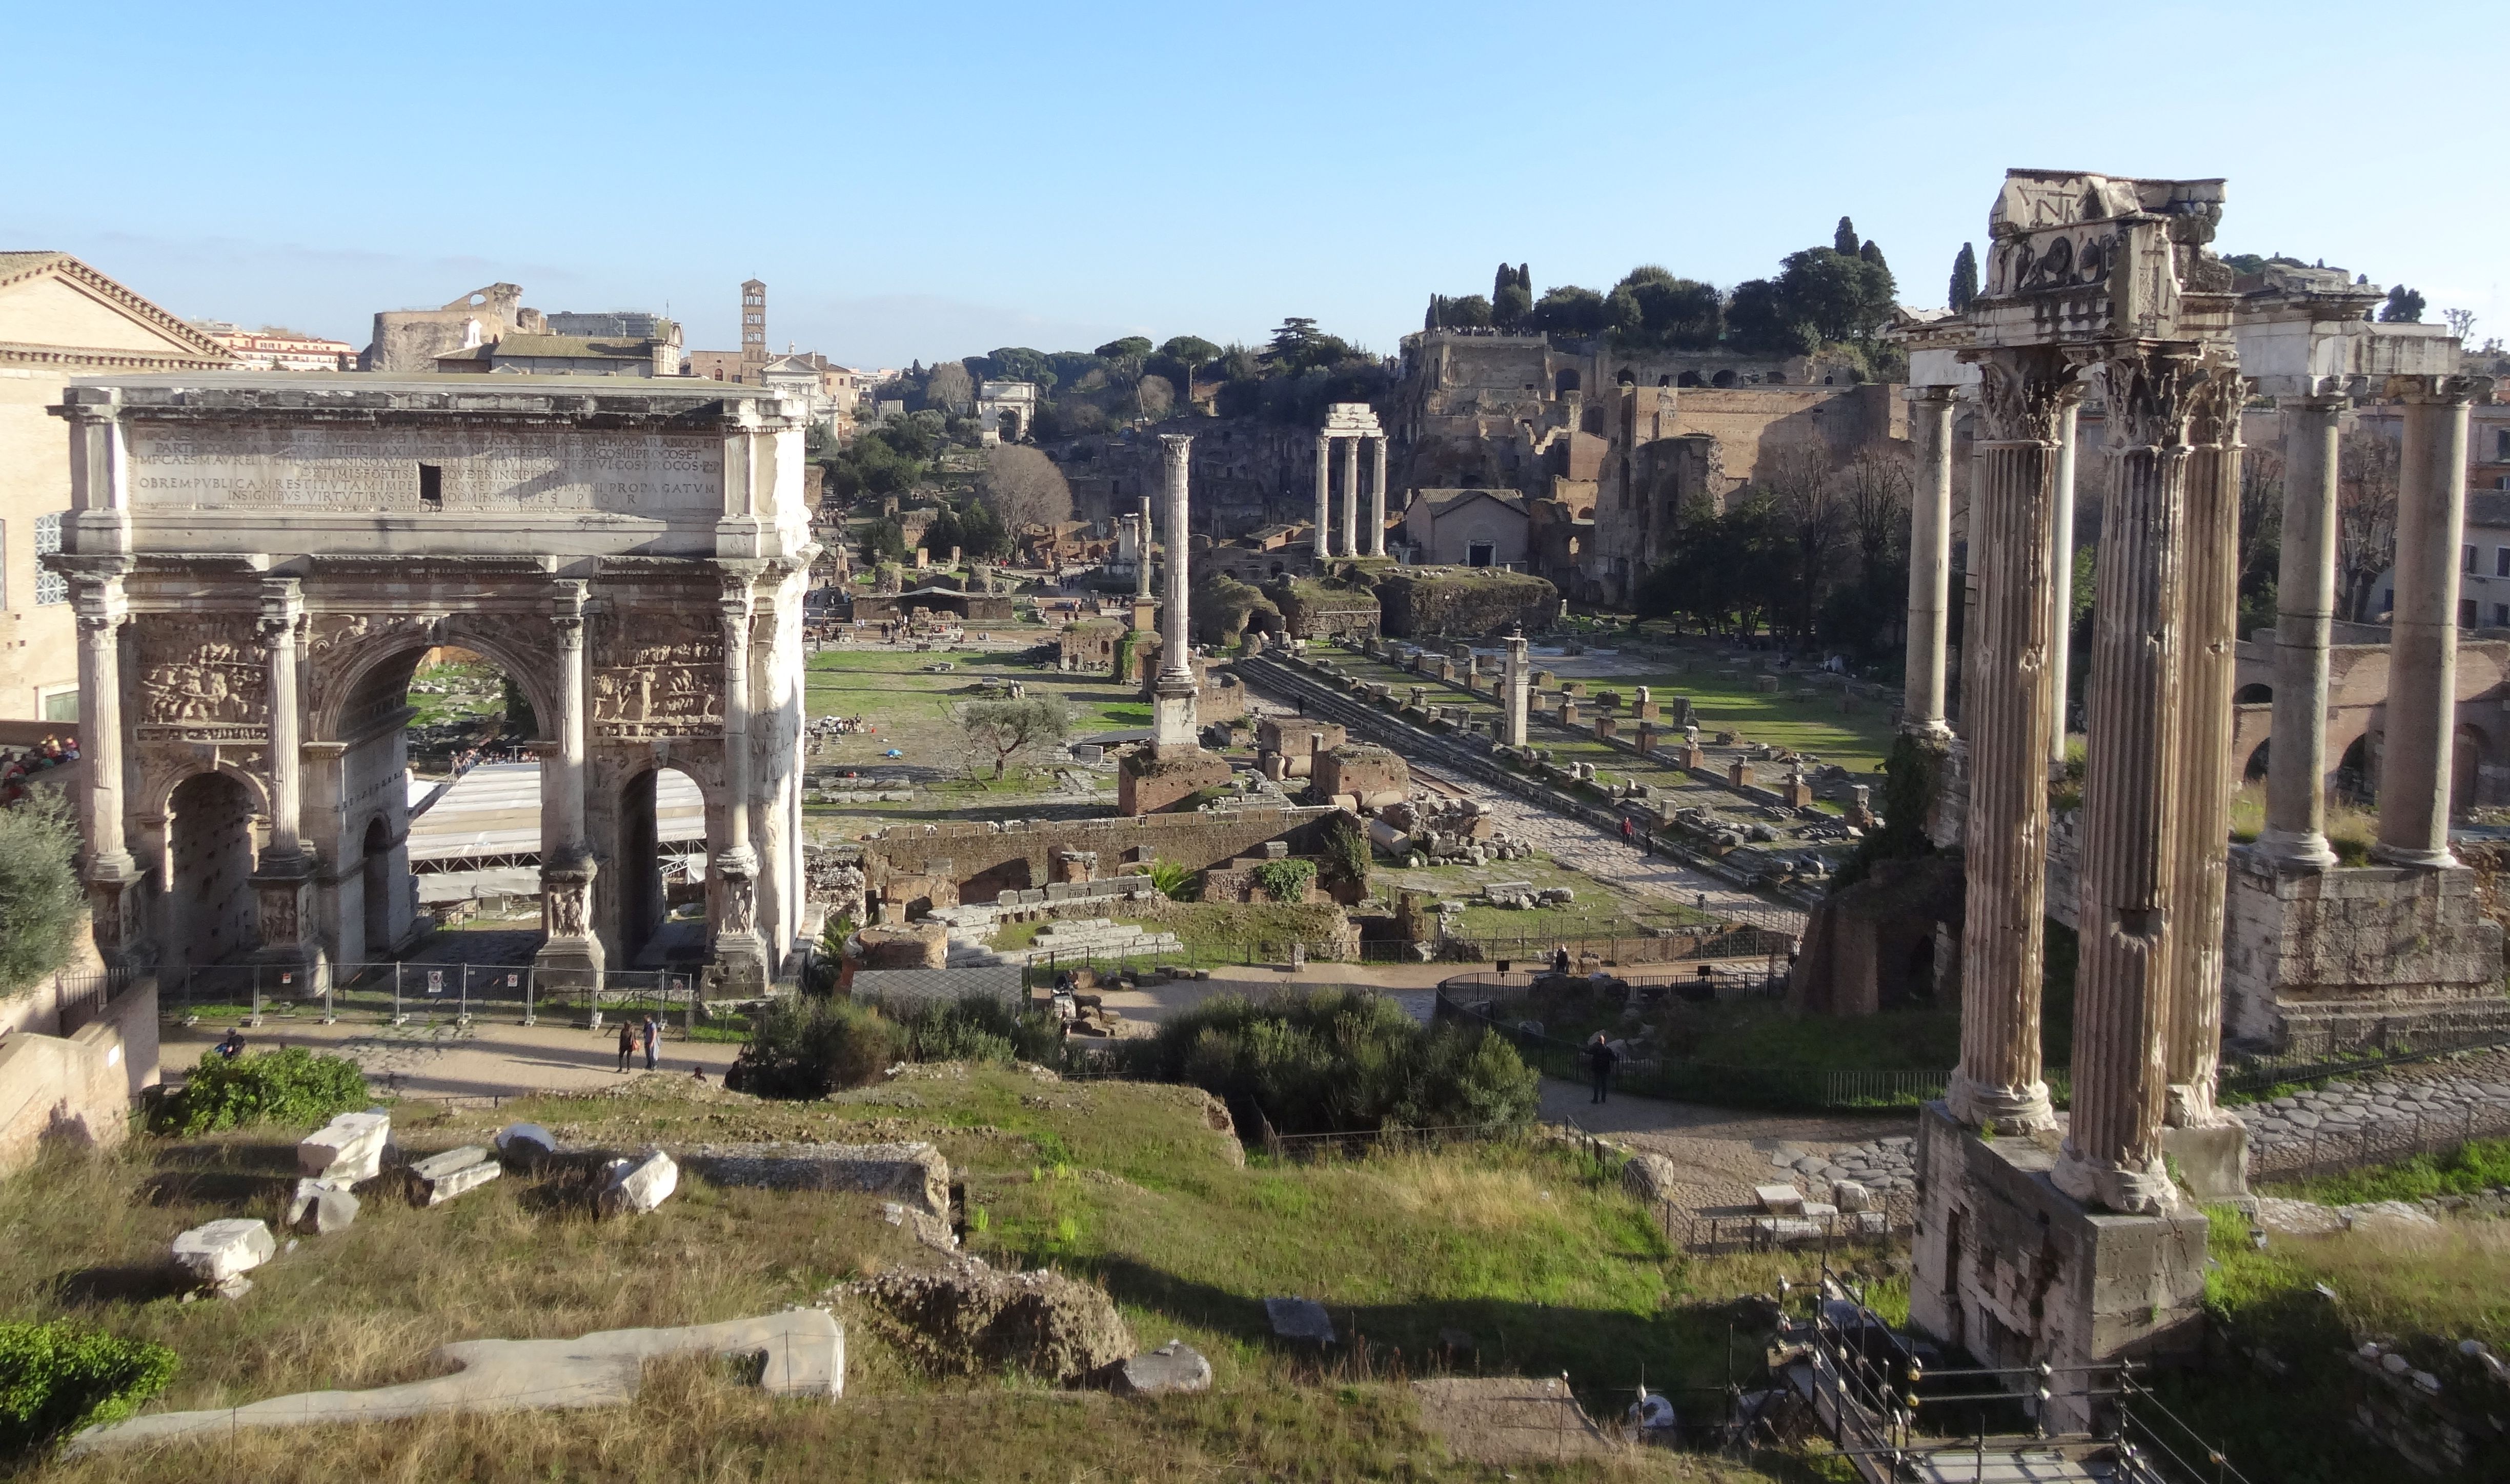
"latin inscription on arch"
125,427,724,516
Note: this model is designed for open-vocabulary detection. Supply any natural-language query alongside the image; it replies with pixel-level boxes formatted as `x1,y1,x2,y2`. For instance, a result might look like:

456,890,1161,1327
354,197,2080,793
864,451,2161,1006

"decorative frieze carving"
591,609,725,738
136,616,267,738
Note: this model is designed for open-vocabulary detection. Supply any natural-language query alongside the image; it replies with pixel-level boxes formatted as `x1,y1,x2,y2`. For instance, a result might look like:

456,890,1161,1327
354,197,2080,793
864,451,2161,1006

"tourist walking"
615,1019,635,1073
641,1015,659,1071
1586,1032,1618,1105
1620,816,1638,853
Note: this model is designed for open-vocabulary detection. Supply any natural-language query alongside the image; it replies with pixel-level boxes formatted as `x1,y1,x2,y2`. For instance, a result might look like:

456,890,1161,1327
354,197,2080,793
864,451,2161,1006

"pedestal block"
1119,745,1233,815
1909,1103,2208,1435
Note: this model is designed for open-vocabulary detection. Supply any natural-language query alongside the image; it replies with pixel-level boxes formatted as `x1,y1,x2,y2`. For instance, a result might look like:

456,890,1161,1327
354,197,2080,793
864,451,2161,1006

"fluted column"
2166,367,2249,1127
1338,436,1360,557
2057,349,2212,1215
2376,376,2490,866
1902,388,1956,739
1946,350,2067,1134
1369,438,1389,556
72,571,140,964
2048,399,2081,760
1135,494,1153,600
2261,391,2347,866
1312,434,1332,558
1152,434,1199,750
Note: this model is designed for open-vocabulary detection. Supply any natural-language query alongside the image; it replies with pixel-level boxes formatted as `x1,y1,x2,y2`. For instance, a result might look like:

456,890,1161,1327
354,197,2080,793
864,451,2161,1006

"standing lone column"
2166,365,2248,1128
2377,376,2489,866
2047,395,2082,761
1902,388,1956,739
259,578,306,866
72,571,140,964
1312,434,1332,558
2057,350,2205,1215
1501,629,1530,747
1135,494,1153,601
1947,351,2067,1134
1338,436,1360,558
1152,434,1199,749
2262,389,2348,866
1368,438,1389,556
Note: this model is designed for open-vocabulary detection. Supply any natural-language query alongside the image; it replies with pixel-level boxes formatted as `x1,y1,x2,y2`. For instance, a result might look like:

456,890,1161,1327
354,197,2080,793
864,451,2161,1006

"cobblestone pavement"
2234,1069,2510,1162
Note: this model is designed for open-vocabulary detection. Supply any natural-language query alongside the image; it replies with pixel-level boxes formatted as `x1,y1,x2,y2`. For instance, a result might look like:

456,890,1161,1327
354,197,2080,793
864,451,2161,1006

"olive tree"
957,696,1072,781
0,787,84,993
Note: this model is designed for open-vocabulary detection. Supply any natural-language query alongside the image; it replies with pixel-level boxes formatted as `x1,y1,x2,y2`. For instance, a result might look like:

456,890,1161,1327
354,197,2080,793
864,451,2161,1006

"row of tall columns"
2262,378,2487,869
1310,434,1389,558
1151,434,1199,750
1944,350,2069,1135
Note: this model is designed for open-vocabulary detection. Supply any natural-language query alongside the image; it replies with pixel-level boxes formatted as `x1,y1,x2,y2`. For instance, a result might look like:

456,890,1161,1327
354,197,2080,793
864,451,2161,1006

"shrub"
726,996,896,1099
0,1319,178,1455
1319,815,1371,892
1145,860,1198,902
1249,859,1316,904
153,1047,369,1135
0,787,83,995
1132,989,1539,1136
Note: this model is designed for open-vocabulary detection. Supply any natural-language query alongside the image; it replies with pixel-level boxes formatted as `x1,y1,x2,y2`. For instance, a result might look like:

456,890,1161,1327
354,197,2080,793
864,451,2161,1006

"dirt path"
1539,1076,1911,1211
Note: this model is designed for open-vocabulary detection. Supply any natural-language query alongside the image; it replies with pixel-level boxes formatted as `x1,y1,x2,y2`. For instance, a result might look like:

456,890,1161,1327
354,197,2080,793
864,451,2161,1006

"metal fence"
146,961,748,1035
2247,1099,2510,1185
2220,1019,2510,1100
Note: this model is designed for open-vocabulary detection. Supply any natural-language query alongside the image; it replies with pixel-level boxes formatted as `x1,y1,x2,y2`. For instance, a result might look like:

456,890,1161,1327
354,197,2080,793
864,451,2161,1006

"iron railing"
144,961,750,1035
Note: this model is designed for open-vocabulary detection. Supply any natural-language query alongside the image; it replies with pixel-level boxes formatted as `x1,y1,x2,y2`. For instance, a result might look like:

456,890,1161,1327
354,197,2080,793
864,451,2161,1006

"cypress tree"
1949,242,1979,313
1834,216,1859,256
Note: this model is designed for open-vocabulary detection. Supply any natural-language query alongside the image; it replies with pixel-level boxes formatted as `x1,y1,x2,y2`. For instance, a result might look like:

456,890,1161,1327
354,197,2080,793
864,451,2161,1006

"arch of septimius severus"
48,374,812,995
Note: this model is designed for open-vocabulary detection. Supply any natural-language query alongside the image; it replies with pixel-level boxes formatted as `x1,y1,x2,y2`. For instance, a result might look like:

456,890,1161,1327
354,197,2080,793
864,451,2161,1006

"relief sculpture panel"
591,608,724,739
136,615,268,742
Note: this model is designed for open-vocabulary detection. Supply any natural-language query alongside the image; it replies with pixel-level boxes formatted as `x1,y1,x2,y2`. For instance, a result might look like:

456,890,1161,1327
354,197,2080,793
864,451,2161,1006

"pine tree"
1949,243,1979,313
1834,216,1859,256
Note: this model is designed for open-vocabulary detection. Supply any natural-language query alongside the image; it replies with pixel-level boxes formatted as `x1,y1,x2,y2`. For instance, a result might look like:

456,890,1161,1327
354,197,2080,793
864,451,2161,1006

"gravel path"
1539,1076,1910,1210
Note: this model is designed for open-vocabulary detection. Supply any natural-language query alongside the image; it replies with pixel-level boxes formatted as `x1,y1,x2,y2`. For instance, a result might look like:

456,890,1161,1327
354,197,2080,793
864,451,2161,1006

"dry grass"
0,1070,1826,1481
2226,781,2378,865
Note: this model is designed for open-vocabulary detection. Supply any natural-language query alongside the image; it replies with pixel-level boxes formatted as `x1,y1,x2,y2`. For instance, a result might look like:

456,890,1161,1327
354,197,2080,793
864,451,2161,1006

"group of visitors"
0,734,77,806
615,1014,662,1072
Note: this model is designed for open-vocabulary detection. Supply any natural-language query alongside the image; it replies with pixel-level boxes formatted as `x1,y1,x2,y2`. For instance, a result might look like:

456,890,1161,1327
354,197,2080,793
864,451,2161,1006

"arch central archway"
617,765,711,968
168,771,259,969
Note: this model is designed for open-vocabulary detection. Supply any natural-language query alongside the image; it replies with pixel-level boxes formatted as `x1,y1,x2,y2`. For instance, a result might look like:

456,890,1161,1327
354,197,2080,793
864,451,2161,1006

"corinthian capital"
1967,347,2079,442
2384,373,2497,407
2183,352,2250,448
2094,346,2213,450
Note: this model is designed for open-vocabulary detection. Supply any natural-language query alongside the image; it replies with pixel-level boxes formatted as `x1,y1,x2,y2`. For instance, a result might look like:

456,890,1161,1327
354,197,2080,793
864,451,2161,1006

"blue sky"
5,2,2501,370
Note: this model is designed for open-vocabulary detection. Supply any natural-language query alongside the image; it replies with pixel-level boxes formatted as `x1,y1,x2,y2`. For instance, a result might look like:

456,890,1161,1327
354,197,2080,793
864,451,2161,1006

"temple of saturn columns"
1890,169,2494,1431
1118,433,1231,814
1312,401,1389,558
49,374,815,997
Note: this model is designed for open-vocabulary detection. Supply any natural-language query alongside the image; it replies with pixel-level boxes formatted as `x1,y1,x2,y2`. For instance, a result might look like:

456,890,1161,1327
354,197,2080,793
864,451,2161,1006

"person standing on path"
641,1015,659,1071
1586,1032,1618,1105
1621,816,1638,853
615,1019,635,1073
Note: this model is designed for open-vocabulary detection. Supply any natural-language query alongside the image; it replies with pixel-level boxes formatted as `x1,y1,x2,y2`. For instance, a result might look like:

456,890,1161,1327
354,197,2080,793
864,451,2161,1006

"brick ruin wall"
859,805,1339,903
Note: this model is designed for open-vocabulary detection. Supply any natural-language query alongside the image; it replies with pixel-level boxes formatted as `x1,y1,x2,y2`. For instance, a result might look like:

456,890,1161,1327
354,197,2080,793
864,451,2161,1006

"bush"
1145,860,1198,902
1131,989,1539,1136
153,1047,369,1135
1249,859,1315,904
1319,815,1371,892
0,1320,178,1455
725,996,896,1099
0,786,83,995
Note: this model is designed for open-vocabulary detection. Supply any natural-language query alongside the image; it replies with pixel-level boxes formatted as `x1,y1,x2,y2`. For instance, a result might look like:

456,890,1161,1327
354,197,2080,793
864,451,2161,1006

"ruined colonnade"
1312,402,1388,559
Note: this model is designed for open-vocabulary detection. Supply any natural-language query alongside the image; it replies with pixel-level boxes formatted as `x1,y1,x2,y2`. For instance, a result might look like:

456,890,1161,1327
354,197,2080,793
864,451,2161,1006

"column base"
2159,1105,2252,1204
2050,1138,2181,1216
1150,677,1199,750
710,932,771,998
1909,1103,2209,1438
531,937,606,1009
2257,827,2338,869
1946,1069,2057,1135
2371,843,2460,870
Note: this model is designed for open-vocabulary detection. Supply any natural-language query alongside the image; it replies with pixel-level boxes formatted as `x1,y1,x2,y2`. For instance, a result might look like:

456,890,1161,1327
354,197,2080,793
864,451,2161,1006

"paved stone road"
1242,695,1805,937
1538,1076,1908,1210
2234,1070,2510,1167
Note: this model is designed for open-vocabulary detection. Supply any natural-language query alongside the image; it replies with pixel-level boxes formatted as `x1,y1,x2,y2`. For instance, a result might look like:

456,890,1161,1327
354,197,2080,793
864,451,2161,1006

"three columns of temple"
1310,433,1389,558
1911,347,2255,1212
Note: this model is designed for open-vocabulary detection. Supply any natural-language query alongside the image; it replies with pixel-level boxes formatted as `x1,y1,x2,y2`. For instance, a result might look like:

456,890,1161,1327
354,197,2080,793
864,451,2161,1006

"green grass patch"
2263,1137,2510,1205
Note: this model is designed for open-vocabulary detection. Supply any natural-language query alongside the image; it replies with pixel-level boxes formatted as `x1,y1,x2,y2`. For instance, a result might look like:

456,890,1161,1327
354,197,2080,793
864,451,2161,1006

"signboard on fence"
427,970,444,997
